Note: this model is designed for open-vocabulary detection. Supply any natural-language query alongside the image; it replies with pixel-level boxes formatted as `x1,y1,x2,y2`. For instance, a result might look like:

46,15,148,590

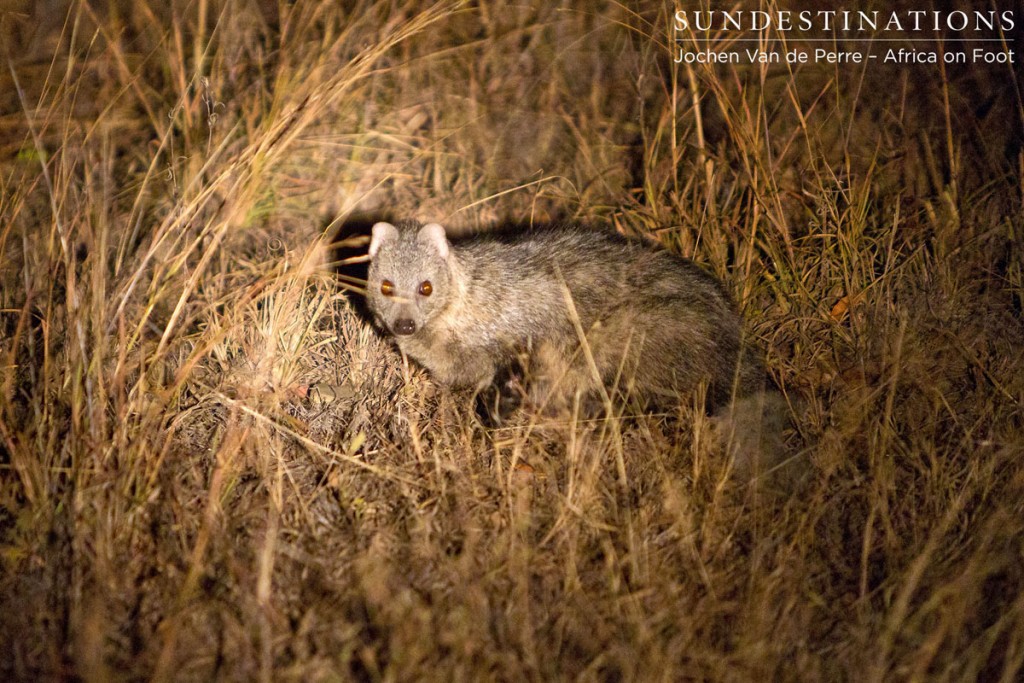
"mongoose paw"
474,368,525,427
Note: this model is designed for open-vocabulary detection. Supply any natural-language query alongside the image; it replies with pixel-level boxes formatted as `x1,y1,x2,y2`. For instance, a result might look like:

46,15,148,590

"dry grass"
1,1,1023,680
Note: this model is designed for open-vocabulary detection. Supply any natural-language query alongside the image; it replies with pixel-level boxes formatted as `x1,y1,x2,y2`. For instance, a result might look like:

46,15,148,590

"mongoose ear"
368,222,399,259
418,223,450,259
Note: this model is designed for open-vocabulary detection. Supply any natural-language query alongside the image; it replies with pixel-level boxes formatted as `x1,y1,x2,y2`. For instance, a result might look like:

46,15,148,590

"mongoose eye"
380,280,395,296
418,281,433,297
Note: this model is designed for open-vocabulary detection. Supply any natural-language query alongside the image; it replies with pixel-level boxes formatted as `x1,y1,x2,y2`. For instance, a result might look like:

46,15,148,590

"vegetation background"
1,0,1022,680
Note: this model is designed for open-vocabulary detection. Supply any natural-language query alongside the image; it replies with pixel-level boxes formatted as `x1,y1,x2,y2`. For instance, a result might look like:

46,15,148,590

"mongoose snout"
392,318,417,335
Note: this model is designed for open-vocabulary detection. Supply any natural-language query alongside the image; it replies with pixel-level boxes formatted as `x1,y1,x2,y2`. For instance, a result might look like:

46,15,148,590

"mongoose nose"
393,318,417,335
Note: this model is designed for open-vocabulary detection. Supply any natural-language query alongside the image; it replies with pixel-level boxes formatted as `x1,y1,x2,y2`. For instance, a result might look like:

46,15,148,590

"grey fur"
365,220,771,424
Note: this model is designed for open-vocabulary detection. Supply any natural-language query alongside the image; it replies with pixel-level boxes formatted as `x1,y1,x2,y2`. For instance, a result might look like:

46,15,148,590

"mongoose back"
365,220,769,425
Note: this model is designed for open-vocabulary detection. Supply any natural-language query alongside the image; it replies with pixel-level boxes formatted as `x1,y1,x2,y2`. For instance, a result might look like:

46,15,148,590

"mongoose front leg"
474,363,525,427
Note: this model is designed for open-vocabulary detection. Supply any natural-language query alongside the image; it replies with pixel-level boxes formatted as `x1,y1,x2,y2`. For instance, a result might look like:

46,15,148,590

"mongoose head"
366,221,452,337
